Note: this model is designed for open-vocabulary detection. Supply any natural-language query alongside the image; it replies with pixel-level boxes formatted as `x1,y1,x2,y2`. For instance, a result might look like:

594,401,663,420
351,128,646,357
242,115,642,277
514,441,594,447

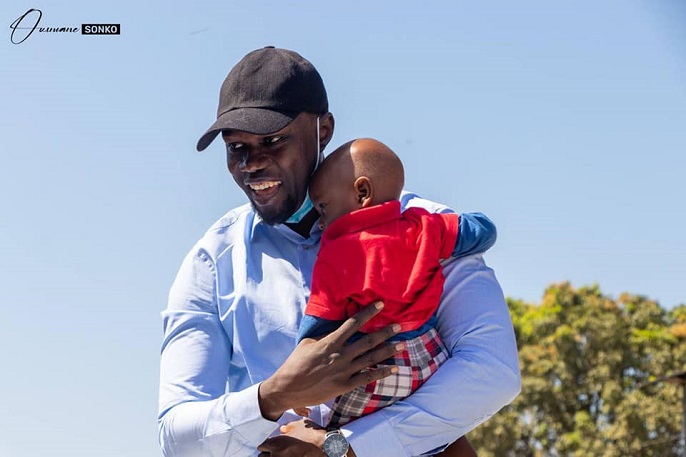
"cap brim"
196,108,296,152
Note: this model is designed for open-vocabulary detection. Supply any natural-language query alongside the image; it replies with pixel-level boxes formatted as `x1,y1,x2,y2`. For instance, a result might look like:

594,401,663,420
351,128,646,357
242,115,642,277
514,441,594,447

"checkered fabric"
328,327,448,427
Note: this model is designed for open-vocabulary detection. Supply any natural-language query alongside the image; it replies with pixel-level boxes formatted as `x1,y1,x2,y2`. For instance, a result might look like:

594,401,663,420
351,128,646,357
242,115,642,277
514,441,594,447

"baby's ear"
354,176,373,208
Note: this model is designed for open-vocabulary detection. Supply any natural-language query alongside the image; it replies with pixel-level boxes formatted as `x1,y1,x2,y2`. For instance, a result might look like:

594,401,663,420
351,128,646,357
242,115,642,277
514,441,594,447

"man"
158,46,521,456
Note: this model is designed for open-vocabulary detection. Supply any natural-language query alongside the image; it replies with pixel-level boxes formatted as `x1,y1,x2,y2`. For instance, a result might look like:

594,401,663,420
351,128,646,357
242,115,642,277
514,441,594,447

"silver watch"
322,429,349,457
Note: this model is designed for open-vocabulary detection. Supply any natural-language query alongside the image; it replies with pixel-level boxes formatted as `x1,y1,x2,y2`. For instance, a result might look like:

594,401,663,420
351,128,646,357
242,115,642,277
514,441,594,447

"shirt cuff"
214,382,279,447
343,410,405,456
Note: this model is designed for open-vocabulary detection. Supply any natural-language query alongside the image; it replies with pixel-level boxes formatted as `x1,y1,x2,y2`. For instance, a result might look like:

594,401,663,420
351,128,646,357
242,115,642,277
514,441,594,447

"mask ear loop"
306,116,321,201
285,116,321,225
312,116,321,176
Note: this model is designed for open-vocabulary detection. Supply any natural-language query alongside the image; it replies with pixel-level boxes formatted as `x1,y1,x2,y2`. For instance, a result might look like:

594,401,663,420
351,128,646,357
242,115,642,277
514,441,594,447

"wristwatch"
322,429,349,457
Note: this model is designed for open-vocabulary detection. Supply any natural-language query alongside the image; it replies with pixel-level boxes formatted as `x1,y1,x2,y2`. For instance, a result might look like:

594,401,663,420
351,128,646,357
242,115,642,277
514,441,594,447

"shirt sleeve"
158,246,278,456
452,212,497,258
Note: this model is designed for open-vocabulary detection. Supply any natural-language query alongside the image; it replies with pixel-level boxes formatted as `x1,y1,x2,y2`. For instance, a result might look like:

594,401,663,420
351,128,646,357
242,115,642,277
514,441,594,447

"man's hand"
258,435,323,457
258,301,403,420
279,418,327,448
263,419,358,457
434,436,477,456
293,406,312,417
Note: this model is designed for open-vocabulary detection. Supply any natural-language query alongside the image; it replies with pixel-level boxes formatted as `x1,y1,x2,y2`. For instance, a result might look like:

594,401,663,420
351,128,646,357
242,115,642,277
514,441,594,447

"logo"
9,9,121,44
82,24,120,35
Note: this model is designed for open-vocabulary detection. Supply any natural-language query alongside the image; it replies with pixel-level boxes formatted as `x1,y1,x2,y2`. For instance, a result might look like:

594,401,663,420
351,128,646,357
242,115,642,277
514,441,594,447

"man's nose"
238,149,269,173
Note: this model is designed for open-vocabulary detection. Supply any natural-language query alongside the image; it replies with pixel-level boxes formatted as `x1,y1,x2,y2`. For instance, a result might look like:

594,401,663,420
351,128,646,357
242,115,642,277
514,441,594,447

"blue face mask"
285,116,322,224
285,194,314,224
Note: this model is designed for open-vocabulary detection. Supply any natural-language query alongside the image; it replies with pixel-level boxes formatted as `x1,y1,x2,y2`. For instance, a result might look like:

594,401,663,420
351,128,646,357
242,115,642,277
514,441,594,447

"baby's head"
309,138,405,231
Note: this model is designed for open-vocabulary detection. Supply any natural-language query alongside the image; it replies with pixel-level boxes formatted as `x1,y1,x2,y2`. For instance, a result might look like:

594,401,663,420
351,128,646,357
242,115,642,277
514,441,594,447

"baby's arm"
295,274,346,418
297,315,345,342
453,212,497,258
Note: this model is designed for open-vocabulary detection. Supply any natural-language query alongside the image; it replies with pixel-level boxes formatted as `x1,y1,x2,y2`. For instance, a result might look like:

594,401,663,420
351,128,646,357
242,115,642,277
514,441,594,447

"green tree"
469,282,686,456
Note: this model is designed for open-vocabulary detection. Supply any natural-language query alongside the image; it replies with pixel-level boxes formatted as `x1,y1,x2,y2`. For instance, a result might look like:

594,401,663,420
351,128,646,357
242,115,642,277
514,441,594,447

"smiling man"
222,111,328,229
158,47,521,457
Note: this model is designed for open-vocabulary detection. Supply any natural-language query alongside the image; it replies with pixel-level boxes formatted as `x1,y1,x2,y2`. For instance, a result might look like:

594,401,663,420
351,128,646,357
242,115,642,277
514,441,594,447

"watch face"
323,433,349,457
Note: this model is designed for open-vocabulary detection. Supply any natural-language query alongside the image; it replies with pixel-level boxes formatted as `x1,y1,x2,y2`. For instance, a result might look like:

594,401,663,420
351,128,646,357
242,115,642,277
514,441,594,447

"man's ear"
318,112,335,151
354,177,373,208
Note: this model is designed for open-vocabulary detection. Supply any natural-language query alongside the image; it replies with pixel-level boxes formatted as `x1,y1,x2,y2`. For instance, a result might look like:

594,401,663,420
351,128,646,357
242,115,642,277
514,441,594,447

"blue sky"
1,1,685,455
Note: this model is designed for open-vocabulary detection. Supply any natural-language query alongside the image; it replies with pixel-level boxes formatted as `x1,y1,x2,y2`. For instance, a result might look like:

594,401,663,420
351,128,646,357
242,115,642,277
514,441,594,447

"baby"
295,138,496,437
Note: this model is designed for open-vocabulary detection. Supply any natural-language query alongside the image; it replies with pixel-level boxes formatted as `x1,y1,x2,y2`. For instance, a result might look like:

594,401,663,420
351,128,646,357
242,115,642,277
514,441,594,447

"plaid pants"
328,327,448,427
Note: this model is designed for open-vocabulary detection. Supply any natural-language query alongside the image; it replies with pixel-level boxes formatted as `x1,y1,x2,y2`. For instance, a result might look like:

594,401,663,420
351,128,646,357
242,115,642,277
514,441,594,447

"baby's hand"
293,406,311,417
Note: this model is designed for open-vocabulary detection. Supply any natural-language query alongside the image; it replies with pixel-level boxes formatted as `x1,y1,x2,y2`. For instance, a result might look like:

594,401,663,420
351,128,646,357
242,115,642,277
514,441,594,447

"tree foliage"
469,282,686,456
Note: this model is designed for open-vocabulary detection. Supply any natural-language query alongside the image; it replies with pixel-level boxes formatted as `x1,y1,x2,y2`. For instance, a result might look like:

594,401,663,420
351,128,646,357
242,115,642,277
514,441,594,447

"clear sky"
1,1,685,455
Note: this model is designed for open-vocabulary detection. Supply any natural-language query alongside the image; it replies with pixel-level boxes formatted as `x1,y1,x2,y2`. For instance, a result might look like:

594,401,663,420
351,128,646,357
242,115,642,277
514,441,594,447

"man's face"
222,113,323,225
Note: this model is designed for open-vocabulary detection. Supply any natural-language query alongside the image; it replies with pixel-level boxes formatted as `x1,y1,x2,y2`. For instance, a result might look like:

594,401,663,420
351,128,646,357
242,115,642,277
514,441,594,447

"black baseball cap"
196,46,329,152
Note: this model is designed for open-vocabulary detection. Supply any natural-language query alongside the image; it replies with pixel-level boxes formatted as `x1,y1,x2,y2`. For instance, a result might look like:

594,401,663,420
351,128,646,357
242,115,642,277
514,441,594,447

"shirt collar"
251,210,323,246
323,200,401,243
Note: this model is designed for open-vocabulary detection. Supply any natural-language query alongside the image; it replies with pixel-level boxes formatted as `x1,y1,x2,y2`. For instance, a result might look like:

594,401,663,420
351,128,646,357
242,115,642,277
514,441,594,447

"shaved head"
315,138,404,204
308,138,405,230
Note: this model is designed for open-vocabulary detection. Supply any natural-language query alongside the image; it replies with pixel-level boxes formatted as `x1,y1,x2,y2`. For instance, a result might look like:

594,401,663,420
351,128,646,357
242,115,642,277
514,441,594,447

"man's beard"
251,193,298,225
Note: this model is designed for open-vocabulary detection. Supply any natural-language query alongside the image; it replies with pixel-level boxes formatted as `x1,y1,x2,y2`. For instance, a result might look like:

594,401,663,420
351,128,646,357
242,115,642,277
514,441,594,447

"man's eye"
263,135,284,145
227,143,245,152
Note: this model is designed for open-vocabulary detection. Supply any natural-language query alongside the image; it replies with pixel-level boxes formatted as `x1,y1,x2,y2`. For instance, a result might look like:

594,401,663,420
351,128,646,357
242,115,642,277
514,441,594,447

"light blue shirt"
158,192,521,457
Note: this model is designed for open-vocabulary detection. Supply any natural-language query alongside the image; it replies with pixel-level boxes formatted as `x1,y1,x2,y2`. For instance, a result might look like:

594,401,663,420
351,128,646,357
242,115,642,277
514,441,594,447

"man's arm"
273,196,519,456
158,247,279,456
159,246,404,456
343,254,521,456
